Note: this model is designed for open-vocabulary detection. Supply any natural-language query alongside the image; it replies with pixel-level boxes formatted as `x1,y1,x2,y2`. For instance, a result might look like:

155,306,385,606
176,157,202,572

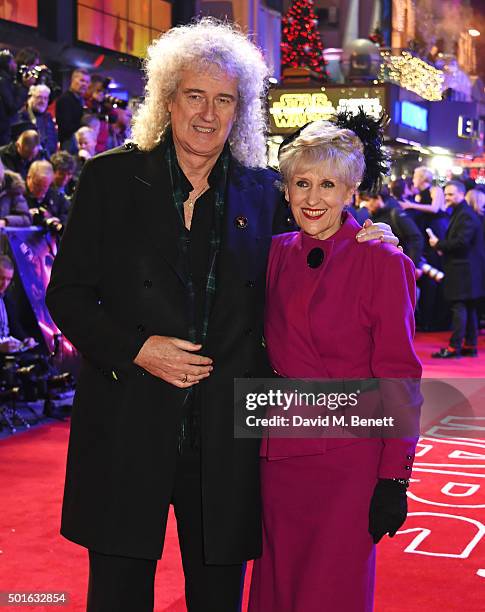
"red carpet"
1,331,484,611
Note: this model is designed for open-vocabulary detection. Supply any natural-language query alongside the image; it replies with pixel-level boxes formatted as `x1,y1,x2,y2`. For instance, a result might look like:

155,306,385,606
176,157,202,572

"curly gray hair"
131,18,270,168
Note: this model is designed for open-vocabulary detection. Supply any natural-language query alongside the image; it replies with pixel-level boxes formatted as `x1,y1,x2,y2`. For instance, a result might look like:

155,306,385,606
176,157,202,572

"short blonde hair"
278,120,365,188
466,188,485,215
414,166,433,184
131,17,269,168
75,127,96,143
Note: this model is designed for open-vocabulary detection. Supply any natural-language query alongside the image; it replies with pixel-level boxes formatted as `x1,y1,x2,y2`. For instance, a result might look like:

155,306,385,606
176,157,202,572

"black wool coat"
436,201,485,301
45,141,292,563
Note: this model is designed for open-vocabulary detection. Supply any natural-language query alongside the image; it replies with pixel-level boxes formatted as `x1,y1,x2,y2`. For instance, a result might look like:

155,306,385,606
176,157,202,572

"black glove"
368,478,408,544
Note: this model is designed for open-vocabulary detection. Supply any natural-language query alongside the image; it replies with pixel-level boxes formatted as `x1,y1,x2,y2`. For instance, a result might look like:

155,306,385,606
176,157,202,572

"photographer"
19,84,58,157
358,190,424,268
0,122,46,179
0,255,36,354
25,160,68,229
428,181,485,358
0,50,35,146
0,159,31,227
56,69,90,153
50,151,76,199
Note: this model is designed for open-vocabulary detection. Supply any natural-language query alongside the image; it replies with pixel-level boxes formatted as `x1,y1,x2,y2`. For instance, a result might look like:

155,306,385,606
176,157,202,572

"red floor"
1,331,485,611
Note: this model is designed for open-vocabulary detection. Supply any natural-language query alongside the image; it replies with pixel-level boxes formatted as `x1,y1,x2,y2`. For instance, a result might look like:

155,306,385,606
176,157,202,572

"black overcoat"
436,201,485,302
45,142,291,563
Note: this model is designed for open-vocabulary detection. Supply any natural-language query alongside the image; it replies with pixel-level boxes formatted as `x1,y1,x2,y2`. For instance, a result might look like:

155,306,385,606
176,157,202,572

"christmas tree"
281,0,327,79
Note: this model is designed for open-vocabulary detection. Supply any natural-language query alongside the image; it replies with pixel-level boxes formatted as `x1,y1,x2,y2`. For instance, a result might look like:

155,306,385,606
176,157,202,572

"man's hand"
356,219,400,246
134,335,213,388
426,227,439,248
0,219,6,228
22,337,37,349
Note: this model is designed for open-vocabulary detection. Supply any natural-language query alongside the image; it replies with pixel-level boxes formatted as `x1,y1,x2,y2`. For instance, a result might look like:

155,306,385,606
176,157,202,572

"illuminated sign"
400,101,428,132
268,87,386,133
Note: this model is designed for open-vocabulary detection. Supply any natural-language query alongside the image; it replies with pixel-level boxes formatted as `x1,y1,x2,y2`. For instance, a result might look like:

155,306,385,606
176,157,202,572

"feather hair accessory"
332,107,390,194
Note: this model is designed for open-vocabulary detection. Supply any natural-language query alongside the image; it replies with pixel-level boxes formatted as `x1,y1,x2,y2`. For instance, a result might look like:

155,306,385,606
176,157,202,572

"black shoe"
461,347,478,357
431,347,461,359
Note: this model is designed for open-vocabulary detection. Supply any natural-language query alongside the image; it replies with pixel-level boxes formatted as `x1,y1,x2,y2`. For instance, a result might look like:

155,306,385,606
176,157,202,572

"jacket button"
406,454,413,460
144,279,152,288
137,324,145,333
404,465,411,470
245,280,255,288
246,328,253,336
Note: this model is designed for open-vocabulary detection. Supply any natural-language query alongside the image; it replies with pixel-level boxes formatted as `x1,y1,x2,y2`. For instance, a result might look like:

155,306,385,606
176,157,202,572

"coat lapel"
130,144,188,286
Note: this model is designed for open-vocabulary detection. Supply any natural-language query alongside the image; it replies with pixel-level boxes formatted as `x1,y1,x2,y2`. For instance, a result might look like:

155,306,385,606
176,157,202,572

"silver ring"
181,374,188,383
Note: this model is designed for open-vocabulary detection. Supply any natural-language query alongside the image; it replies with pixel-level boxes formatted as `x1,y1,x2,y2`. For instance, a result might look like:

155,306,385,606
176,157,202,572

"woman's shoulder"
271,231,299,249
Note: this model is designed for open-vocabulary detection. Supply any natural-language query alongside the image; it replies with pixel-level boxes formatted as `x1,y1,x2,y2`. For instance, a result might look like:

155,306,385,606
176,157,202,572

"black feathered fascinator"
332,107,389,194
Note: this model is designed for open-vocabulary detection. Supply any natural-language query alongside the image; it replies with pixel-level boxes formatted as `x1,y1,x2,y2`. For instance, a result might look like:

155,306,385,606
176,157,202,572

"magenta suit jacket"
260,212,423,480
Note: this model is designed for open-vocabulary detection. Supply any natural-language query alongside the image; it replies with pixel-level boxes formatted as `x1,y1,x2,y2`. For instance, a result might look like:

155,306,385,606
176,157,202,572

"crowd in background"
0,45,485,352
0,46,133,234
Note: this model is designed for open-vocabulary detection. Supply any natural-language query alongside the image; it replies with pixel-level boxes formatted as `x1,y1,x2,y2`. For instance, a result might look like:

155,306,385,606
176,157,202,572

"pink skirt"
248,439,382,612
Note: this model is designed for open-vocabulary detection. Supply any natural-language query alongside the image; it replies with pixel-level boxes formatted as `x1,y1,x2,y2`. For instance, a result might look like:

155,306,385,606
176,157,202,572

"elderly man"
55,68,90,152
19,84,58,156
0,122,46,179
0,159,31,227
46,19,397,612
428,180,485,358
26,160,69,228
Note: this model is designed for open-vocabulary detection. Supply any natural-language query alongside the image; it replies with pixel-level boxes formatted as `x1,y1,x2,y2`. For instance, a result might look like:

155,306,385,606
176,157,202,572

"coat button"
137,324,145,333
144,279,152,288
406,454,413,460
245,328,253,336
245,280,255,288
404,465,411,470
123,142,136,150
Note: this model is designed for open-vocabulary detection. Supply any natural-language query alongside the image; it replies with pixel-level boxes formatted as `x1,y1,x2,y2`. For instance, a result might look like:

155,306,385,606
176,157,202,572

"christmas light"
281,0,327,79
379,50,443,101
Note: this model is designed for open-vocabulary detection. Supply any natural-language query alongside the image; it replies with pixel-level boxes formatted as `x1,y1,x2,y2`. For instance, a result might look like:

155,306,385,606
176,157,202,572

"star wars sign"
268,86,386,133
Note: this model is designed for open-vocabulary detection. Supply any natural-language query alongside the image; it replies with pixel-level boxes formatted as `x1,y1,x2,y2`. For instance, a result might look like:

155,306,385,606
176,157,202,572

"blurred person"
0,49,34,145
25,160,68,228
85,75,111,152
56,68,90,152
50,150,77,198
74,126,96,163
404,167,449,331
0,159,31,227
390,177,416,205
0,122,45,179
465,188,485,217
19,84,58,156
106,105,132,150
80,113,101,140
0,254,37,353
428,180,485,358
359,190,423,267
14,47,40,70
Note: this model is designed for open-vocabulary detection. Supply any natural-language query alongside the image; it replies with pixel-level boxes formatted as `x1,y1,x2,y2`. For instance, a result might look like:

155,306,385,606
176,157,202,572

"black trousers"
449,299,478,350
86,444,245,612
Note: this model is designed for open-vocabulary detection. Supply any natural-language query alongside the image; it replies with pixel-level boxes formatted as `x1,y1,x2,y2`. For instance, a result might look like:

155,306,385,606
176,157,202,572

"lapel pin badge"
234,216,248,229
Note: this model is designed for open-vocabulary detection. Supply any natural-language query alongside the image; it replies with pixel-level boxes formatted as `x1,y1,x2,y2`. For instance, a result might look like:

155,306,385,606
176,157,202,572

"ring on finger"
181,373,188,383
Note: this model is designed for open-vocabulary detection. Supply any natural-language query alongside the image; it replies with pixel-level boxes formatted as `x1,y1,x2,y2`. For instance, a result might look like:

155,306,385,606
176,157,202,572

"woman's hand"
368,479,408,544
356,219,400,247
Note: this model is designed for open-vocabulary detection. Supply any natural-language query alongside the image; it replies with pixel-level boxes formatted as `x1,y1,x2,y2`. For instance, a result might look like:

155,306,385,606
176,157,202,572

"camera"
17,64,61,99
418,258,444,282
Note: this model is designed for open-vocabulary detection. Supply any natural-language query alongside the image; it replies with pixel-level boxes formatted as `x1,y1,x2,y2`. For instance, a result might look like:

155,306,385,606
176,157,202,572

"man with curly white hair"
46,18,397,612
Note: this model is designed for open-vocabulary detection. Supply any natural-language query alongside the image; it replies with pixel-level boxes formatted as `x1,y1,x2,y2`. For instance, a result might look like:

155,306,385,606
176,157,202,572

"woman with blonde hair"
249,113,421,611
466,188,485,216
